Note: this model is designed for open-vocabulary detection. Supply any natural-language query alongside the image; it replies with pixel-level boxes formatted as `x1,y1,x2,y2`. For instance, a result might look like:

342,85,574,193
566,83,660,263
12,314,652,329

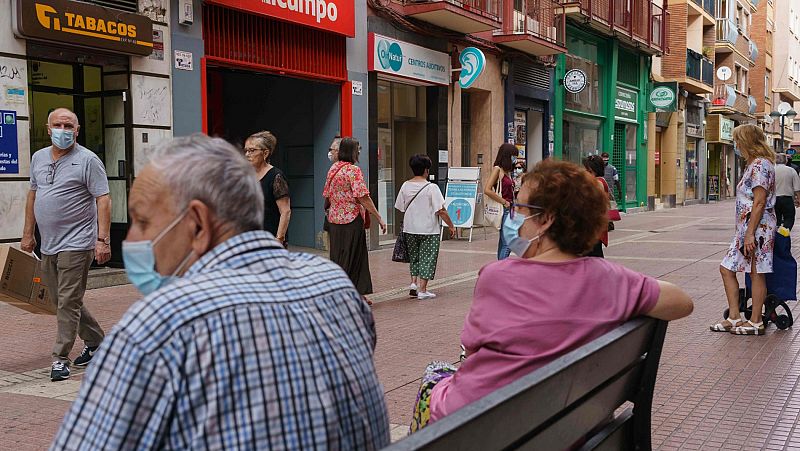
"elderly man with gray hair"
51,135,390,450
775,153,800,229
22,107,110,382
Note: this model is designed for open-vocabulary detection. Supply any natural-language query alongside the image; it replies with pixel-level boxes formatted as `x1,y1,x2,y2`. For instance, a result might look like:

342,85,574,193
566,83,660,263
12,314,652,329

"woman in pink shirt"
410,159,694,431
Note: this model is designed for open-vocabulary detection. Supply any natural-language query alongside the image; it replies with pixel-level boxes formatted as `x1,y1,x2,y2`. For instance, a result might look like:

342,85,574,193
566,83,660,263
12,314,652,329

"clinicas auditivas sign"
13,0,154,56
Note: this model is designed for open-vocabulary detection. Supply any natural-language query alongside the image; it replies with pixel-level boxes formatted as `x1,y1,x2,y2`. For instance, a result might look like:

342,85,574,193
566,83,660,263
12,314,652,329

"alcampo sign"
206,0,354,37
13,0,154,56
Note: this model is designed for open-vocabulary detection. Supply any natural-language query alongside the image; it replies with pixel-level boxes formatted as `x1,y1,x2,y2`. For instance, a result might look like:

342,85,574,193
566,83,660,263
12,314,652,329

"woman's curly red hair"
520,159,608,255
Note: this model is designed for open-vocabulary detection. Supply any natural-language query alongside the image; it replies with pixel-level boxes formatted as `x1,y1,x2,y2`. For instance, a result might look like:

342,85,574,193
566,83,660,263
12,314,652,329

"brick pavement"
3,201,800,449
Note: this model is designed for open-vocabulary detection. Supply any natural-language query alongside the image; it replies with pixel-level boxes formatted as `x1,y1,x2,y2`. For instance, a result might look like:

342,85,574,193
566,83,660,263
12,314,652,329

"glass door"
377,80,394,239
100,90,132,267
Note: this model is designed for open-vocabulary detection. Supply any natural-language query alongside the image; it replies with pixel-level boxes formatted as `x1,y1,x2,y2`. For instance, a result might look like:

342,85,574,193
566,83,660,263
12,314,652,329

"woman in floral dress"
323,137,386,301
712,124,776,336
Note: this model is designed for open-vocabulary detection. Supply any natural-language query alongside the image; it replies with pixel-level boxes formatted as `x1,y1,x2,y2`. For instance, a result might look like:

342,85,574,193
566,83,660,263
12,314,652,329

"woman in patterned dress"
711,124,777,336
323,137,386,302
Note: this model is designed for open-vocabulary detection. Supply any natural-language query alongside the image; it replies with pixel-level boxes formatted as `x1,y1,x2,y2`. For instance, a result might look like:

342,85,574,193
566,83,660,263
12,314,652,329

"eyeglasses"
244,148,265,155
46,162,57,185
509,202,543,220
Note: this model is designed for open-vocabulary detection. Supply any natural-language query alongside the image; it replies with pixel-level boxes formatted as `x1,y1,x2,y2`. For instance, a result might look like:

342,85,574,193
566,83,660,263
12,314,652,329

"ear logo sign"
458,47,485,89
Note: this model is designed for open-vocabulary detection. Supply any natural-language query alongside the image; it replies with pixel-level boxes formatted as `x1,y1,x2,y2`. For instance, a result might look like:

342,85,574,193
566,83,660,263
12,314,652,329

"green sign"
615,86,638,123
720,117,734,142
649,82,677,112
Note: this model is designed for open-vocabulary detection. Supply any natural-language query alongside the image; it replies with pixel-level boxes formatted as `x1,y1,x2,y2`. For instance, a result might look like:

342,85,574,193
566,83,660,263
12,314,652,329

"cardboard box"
0,245,55,315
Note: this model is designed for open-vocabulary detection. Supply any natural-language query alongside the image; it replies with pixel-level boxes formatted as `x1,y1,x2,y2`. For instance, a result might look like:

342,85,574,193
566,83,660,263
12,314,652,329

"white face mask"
328,151,334,162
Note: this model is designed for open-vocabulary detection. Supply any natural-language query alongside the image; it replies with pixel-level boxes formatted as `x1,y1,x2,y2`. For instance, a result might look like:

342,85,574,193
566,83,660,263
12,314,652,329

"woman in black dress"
245,131,291,246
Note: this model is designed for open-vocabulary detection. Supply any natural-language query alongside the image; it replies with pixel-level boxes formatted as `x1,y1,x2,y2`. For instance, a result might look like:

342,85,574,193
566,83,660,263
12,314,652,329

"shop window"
29,61,74,89
686,140,698,200
563,114,602,165
565,54,602,115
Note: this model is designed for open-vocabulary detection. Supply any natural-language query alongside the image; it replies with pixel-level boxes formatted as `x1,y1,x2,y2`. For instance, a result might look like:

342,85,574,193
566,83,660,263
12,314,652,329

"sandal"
710,316,743,332
732,320,765,335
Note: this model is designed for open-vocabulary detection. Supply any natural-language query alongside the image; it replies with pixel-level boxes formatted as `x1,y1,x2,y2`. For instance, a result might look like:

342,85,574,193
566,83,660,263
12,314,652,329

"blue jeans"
497,208,511,260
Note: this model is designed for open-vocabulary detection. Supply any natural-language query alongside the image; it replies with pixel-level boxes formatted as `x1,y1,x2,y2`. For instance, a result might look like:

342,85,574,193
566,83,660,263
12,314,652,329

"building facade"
553,0,668,211
368,0,565,245
766,0,799,152
169,0,367,250
656,0,715,207
708,0,760,199
0,0,173,265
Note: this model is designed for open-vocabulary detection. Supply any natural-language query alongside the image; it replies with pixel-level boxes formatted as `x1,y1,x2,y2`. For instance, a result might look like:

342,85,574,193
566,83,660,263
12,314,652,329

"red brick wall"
662,3,688,80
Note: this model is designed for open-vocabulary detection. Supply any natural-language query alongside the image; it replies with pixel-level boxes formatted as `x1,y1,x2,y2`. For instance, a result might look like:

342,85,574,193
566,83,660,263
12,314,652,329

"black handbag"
392,183,432,263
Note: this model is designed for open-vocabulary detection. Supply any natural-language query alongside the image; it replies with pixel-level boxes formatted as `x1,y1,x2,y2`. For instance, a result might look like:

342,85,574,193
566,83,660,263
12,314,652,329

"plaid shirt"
51,231,390,450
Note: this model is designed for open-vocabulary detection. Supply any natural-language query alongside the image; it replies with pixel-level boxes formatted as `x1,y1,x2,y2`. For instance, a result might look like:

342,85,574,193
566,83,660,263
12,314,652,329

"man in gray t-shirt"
21,108,111,382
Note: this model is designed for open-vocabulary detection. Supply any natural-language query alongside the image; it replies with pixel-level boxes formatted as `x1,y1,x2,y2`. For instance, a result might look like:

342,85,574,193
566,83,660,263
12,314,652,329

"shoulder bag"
483,173,504,230
323,163,347,232
392,183,432,263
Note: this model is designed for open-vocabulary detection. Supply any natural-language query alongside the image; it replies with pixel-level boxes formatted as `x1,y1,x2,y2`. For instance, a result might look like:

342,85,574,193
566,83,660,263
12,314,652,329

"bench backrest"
385,317,668,451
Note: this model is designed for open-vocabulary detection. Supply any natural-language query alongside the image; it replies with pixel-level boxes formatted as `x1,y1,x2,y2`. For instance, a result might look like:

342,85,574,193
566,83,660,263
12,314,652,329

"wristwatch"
97,236,110,245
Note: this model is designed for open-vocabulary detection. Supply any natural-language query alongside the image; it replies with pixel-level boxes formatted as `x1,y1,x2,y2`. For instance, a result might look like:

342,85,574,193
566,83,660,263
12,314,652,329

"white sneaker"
417,291,437,300
409,283,418,298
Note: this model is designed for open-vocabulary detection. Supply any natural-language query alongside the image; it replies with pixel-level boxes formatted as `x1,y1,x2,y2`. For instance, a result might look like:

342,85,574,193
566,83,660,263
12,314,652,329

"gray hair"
148,134,264,233
777,153,788,164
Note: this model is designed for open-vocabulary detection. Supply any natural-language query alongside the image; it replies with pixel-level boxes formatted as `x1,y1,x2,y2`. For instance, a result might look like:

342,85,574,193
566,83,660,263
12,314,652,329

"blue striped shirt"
51,231,390,450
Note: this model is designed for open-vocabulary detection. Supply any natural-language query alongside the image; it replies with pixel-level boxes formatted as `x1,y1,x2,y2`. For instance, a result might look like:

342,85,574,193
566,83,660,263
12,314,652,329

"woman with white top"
395,154,456,300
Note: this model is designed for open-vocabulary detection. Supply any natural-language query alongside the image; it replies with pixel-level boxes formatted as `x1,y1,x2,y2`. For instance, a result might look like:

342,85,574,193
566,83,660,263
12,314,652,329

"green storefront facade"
554,25,651,210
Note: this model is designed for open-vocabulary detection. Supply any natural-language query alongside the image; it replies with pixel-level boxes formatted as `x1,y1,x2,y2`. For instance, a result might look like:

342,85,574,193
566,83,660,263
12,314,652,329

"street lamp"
769,108,798,153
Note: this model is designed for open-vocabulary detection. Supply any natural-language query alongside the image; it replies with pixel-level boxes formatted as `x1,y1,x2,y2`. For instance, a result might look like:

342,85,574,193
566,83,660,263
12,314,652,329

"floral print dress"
721,158,777,274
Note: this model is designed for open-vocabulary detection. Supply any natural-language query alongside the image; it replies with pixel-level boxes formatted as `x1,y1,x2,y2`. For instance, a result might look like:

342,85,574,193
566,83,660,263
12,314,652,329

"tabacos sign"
368,33,450,86
206,0,354,37
13,0,154,56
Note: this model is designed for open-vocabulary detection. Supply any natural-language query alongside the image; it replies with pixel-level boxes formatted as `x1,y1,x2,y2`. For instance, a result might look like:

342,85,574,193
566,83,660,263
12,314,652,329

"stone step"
86,268,129,290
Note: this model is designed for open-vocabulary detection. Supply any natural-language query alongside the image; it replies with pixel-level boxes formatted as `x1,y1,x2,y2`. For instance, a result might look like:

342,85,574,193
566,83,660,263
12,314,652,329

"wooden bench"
385,317,668,451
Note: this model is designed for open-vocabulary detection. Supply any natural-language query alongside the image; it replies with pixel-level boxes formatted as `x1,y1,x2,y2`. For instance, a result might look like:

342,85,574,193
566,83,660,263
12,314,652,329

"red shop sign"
206,0,354,37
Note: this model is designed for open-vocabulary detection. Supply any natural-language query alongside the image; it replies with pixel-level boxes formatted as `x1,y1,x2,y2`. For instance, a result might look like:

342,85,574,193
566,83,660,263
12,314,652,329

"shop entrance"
27,56,132,267
376,79,429,243
205,67,341,248
613,122,638,205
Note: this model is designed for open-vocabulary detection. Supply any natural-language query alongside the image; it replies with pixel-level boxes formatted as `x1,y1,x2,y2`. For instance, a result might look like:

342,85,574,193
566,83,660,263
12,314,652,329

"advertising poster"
444,182,478,229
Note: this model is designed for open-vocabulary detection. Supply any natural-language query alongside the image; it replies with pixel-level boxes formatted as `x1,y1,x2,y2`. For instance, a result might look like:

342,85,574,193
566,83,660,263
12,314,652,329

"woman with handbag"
395,155,457,300
484,143,519,260
583,155,614,258
323,137,386,303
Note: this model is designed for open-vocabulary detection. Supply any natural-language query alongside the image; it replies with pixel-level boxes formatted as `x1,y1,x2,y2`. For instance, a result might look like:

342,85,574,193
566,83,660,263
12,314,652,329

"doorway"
205,67,341,248
28,59,131,267
376,79,428,243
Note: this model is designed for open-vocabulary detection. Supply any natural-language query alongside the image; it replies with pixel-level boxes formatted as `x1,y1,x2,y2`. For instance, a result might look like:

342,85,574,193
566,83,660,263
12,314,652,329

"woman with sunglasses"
410,160,693,431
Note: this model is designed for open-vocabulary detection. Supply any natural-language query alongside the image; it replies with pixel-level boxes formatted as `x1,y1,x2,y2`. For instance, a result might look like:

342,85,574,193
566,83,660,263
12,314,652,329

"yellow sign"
15,0,154,56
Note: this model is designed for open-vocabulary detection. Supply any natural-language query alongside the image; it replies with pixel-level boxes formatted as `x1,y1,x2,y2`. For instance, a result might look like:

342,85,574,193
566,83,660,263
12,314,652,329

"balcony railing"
702,57,714,86
690,0,715,16
566,0,667,52
686,49,714,86
504,0,563,43
716,18,738,44
401,0,502,33
711,84,752,114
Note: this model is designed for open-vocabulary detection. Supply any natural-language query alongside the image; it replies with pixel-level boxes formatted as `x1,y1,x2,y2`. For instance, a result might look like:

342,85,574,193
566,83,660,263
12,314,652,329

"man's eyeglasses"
46,162,57,185
509,202,543,220
244,148,265,155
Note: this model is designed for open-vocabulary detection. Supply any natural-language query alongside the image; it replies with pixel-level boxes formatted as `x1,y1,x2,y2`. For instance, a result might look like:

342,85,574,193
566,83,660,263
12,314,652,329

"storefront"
505,58,552,170
201,0,354,248
705,114,734,201
554,27,650,210
367,30,449,244
685,116,705,204
1,0,170,266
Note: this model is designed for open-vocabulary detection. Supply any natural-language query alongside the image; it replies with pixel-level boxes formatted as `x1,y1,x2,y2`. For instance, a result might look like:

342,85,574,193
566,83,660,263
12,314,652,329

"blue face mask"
50,128,75,150
502,211,542,257
122,210,194,296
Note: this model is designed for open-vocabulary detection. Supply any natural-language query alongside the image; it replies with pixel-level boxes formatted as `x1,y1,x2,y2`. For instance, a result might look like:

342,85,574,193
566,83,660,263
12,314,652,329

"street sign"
717,66,732,81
